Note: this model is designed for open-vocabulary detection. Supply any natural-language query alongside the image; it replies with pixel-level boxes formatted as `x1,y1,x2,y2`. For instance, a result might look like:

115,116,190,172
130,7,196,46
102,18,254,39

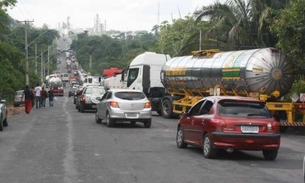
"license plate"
241,126,259,133
126,113,138,118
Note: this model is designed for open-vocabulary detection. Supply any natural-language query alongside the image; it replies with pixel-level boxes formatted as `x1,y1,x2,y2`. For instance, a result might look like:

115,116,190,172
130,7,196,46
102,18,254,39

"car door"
192,99,215,145
183,100,205,144
99,92,109,120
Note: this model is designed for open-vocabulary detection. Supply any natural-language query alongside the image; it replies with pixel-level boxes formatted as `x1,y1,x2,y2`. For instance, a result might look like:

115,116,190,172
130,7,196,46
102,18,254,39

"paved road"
0,93,304,183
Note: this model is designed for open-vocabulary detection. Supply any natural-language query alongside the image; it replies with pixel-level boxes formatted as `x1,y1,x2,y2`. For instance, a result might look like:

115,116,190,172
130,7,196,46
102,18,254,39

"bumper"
109,109,152,122
211,132,281,150
53,90,64,96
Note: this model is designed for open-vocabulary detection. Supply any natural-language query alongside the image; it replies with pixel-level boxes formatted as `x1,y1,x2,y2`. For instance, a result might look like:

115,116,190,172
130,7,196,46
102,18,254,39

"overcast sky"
7,0,217,31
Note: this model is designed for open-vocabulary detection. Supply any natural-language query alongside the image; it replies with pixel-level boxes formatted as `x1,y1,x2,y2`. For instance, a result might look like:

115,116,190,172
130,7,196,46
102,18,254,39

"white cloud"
7,0,216,31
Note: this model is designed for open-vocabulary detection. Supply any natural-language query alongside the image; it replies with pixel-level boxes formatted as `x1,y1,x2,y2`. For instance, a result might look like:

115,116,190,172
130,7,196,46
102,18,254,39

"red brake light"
144,102,151,108
295,104,305,109
210,119,226,132
109,101,119,108
81,95,86,101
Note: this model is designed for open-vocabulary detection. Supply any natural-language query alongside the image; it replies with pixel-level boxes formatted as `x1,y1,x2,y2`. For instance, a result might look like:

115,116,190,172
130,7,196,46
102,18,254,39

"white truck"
121,52,171,114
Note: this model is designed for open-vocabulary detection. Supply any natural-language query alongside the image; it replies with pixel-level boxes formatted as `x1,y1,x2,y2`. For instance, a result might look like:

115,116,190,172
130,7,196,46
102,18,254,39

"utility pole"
18,20,34,86
47,46,50,76
35,42,37,74
41,52,44,83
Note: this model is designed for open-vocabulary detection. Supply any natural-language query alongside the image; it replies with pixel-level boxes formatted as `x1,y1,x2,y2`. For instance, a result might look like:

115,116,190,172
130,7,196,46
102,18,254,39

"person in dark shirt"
22,85,33,114
48,88,54,107
40,87,48,107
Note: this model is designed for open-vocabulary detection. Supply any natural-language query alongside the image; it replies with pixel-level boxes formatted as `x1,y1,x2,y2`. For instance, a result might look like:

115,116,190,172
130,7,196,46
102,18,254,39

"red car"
176,96,280,160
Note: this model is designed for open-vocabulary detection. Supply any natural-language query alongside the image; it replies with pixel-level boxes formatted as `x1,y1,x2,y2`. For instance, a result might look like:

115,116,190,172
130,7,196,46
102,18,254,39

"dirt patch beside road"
7,105,24,118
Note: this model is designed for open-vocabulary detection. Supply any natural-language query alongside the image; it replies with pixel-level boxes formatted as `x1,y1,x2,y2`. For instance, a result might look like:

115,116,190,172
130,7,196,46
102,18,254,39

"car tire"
0,119,3,131
262,150,278,161
3,117,8,127
176,127,187,148
203,134,217,158
106,113,114,127
161,99,173,119
95,110,102,124
80,104,84,113
144,119,151,128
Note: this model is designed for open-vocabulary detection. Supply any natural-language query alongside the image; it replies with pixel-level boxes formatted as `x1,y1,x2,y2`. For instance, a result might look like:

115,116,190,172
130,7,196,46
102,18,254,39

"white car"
0,97,8,131
95,89,152,128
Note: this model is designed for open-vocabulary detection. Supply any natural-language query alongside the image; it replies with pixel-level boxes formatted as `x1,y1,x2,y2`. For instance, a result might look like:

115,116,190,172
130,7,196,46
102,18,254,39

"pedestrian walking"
22,85,33,114
48,88,54,107
41,87,48,107
31,86,35,107
34,83,42,108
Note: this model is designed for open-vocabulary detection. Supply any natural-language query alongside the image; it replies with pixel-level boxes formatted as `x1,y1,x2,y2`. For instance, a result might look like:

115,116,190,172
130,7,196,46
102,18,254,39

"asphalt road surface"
0,91,304,183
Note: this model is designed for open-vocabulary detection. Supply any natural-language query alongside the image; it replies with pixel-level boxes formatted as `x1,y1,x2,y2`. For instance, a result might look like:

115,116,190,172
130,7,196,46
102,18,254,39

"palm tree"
194,0,289,49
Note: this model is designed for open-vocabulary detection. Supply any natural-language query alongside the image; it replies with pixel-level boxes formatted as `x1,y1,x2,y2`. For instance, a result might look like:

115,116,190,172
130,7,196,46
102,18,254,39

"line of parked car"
70,84,152,128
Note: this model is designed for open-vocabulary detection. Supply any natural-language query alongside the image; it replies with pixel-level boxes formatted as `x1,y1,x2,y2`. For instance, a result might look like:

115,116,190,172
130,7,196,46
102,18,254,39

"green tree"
269,0,305,78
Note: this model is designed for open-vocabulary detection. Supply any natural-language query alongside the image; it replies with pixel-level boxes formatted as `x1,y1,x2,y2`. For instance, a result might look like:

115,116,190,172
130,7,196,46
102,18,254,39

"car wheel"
176,127,187,148
0,119,3,131
262,150,278,161
144,119,151,128
203,134,217,158
95,110,102,124
161,99,173,119
3,117,8,127
106,113,114,127
80,104,84,113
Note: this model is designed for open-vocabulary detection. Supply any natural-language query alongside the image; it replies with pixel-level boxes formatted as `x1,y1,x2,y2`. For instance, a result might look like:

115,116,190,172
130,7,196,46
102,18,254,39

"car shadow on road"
98,122,147,129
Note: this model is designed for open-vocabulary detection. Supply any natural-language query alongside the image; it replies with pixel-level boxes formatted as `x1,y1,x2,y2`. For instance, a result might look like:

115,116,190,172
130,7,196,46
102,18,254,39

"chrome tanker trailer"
160,47,305,127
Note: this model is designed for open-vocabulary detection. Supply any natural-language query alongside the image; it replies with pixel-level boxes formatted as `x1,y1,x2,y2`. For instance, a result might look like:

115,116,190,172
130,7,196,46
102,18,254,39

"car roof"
108,89,144,93
203,96,262,102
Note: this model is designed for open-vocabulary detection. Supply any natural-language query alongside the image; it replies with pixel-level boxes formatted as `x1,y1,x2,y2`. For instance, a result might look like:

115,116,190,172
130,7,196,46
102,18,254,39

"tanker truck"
48,77,64,96
160,47,305,128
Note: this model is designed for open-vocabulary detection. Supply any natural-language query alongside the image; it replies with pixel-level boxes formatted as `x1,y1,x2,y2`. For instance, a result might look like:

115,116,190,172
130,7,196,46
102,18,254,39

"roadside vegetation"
1,0,305,103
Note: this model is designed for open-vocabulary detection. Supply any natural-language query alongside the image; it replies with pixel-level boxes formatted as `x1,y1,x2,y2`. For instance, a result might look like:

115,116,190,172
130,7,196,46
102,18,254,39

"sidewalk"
7,105,24,118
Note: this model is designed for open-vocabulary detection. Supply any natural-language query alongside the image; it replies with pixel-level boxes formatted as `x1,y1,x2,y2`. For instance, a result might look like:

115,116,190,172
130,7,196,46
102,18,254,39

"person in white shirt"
34,83,42,108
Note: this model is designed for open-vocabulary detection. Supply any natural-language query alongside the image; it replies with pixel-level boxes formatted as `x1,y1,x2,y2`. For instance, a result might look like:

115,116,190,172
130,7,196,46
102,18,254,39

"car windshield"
85,87,105,95
218,100,271,118
115,91,145,100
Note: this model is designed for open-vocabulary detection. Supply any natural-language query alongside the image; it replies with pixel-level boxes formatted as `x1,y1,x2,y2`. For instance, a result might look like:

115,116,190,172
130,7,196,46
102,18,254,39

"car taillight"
109,101,119,108
144,102,151,108
271,121,280,133
295,104,305,109
81,95,86,101
210,119,226,132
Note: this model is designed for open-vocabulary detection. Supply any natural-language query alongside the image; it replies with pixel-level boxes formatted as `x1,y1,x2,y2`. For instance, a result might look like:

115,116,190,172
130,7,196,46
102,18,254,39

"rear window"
85,87,105,95
218,100,271,118
115,91,146,100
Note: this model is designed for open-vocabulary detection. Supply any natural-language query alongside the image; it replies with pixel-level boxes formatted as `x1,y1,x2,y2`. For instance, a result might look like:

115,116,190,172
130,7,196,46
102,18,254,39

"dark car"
77,85,106,112
176,96,280,160
68,86,79,97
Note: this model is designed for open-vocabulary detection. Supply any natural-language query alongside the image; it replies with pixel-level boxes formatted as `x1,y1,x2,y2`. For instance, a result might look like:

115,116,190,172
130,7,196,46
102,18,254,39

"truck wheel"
274,111,289,133
203,134,217,158
262,150,278,160
161,99,172,118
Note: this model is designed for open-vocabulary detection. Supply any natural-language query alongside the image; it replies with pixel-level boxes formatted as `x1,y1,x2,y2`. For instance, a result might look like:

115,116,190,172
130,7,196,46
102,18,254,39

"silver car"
95,89,152,128
14,90,25,107
0,97,8,131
